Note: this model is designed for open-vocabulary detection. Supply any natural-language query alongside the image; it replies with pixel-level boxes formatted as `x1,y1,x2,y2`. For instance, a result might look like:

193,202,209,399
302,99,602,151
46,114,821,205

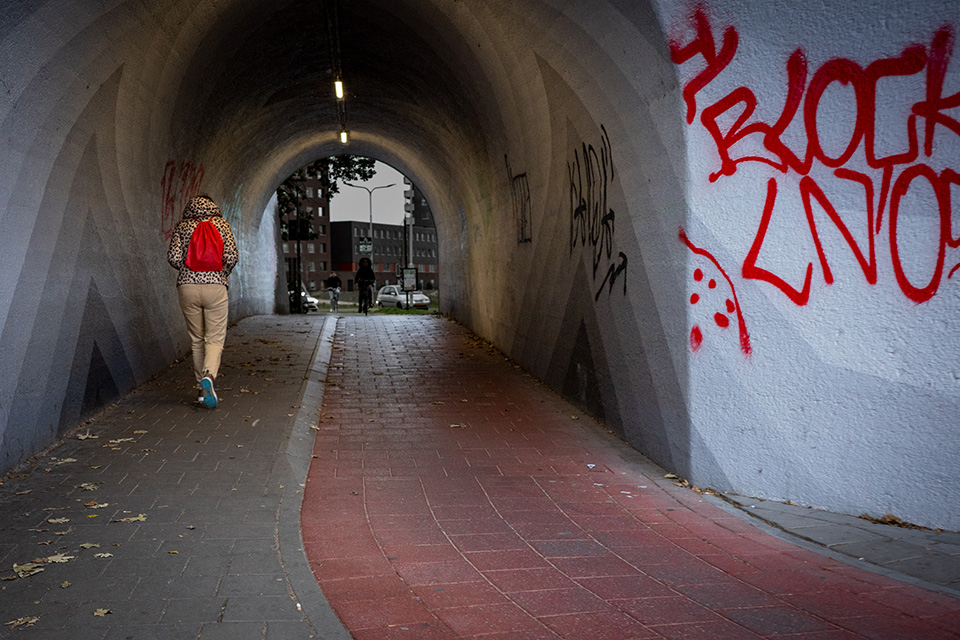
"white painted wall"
650,0,960,526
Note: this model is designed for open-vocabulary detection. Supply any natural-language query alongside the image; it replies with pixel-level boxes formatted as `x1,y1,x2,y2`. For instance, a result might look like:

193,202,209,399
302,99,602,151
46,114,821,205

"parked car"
289,284,319,312
377,285,430,309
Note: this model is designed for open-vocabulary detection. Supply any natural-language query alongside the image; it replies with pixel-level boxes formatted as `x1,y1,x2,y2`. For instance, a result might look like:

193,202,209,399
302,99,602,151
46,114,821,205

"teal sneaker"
200,373,218,408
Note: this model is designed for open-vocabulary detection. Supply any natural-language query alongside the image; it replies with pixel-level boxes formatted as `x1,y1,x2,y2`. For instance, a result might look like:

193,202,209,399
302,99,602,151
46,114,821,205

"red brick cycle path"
301,315,960,639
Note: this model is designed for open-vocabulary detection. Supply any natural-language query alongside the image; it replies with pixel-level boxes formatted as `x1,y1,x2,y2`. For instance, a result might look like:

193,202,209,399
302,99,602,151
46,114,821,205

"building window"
318,224,326,235
306,187,314,197
319,243,326,253
308,262,316,272
307,243,315,254
282,243,289,254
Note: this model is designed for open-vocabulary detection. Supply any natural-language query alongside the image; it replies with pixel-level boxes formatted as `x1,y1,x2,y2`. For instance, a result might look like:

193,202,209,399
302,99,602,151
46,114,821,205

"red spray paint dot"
726,299,735,312
708,279,717,289
714,313,730,328
690,293,700,304
690,325,703,351
694,268,703,281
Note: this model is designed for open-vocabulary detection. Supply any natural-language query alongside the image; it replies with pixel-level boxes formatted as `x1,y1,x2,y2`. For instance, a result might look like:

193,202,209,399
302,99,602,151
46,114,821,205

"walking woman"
167,195,239,408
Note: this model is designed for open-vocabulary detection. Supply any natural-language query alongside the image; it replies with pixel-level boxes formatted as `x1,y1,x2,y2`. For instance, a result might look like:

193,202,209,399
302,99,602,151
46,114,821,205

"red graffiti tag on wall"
160,160,205,241
680,227,752,356
671,8,960,353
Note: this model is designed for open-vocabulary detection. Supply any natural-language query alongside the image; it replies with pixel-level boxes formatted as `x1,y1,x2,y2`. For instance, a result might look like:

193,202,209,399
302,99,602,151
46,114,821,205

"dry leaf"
77,431,99,440
52,458,77,465
4,616,40,628
450,423,467,429
432,401,445,405
93,608,111,617
53,529,72,536
80,482,99,491
112,514,146,523
15,489,31,495
94,553,113,558
36,540,52,546
663,473,679,480
47,517,70,524
79,543,100,549
133,430,147,435
109,438,135,444
60,581,71,588
39,553,75,564
13,563,45,578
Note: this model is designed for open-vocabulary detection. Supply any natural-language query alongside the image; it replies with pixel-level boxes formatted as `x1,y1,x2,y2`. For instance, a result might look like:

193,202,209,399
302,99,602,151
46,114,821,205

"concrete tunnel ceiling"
175,0,499,209
1,0,959,532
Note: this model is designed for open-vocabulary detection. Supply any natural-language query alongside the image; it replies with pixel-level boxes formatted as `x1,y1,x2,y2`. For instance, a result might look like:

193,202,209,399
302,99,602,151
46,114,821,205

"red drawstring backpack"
185,219,224,272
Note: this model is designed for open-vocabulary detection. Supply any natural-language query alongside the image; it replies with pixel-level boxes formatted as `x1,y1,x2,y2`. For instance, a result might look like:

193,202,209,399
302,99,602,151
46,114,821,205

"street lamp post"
344,182,395,268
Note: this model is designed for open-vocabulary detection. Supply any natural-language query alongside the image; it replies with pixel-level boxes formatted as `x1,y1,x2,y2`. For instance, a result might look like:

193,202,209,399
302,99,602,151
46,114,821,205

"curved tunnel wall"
0,0,957,529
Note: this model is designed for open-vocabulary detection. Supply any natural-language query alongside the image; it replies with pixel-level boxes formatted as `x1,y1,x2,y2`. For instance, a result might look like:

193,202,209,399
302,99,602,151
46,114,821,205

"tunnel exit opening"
273,156,441,315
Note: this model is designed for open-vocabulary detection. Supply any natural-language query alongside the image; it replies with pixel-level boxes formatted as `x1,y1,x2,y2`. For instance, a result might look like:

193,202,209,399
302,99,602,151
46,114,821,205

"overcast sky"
329,160,407,225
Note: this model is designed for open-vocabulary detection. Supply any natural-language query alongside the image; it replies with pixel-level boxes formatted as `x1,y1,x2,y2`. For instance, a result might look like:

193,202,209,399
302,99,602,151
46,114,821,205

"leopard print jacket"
166,196,239,287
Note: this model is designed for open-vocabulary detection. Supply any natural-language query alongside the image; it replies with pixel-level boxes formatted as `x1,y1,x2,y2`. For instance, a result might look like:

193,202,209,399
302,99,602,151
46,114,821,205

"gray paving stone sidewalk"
714,493,960,596
0,314,348,639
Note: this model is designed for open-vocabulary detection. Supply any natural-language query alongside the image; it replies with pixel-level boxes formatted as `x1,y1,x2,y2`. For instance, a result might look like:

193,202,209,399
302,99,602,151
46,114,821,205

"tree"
276,155,376,240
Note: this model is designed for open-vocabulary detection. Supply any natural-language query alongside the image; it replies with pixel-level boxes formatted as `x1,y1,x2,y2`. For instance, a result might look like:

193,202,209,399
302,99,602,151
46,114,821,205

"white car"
376,285,430,309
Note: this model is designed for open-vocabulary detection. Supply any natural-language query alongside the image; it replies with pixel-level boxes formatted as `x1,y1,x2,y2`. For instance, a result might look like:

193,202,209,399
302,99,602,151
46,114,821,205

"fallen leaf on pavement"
79,543,100,549
93,609,111,617
79,483,99,491
13,563,45,578
112,514,146,523
109,438,135,444
61,581,71,588
77,431,99,440
38,553,75,563
84,501,109,509
133,430,147,435
94,553,113,558
4,616,40,628
47,518,69,524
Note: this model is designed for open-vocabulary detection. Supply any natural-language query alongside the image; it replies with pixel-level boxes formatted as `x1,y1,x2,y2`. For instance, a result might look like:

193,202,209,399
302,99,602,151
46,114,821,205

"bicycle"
328,287,340,313
358,282,373,315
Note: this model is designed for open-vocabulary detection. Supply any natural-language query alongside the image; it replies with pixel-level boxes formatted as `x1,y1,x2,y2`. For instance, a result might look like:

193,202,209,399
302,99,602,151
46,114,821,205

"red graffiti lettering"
160,160,205,241
672,8,960,319
669,7,738,125
741,179,814,306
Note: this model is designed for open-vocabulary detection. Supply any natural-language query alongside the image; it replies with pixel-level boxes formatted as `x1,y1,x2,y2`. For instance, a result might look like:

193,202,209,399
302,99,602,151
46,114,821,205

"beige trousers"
177,284,229,383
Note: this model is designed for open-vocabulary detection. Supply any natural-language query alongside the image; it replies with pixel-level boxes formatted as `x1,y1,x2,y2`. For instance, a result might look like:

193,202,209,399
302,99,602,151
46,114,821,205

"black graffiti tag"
568,125,627,299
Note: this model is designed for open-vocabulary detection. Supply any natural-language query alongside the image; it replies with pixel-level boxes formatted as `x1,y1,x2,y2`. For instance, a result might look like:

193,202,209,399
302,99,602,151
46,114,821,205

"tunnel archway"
2,0,959,530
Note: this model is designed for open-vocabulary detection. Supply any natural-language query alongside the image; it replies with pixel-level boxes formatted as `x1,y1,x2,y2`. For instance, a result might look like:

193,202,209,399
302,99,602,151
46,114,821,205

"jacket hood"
182,196,222,220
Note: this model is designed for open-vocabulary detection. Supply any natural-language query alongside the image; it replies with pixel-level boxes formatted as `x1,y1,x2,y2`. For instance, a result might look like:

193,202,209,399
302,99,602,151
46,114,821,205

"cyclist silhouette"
355,257,375,315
